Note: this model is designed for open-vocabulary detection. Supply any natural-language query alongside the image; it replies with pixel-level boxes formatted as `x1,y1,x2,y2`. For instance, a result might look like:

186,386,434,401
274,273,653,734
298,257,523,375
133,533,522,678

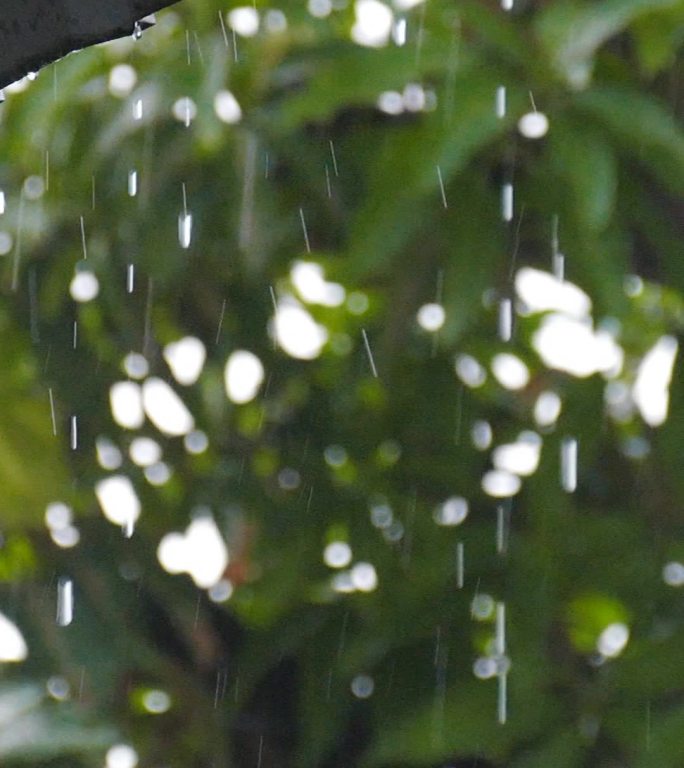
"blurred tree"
0,0,683,767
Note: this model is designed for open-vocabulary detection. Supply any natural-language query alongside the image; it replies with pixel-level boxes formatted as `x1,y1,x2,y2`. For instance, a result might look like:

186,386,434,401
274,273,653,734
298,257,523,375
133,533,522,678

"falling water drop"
329,140,339,177
456,542,464,588
495,602,507,724
561,437,578,492
133,98,143,120
70,416,78,451
132,21,143,40
299,207,311,253
79,215,87,259
436,165,447,208
553,252,565,281
496,503,509,554
179,183,192,248
127,265,135,294
48,388,57,436
495,86,506,118
178,212,192,249
501,183,513,222
122,516,135,539
128,170,137,197
56,578,73,626
498,298,513,342
362,329,378,378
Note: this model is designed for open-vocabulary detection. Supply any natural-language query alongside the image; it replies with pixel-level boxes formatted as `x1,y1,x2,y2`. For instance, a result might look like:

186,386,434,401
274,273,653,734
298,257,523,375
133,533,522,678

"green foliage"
0,0,683,766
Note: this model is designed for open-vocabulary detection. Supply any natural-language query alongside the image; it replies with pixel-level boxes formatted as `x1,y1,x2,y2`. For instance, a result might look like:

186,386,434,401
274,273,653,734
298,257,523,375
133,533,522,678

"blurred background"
0,0,684,765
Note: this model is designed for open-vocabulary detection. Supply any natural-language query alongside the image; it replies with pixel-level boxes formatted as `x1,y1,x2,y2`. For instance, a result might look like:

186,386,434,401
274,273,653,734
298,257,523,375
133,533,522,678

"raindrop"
0,231,12,254
278,468,301,490
110,381,145,429
129,437,162,467
144,462,172,486
362,329,378,377
456,542,464,588
96,475,141,528
214,90,242,124
455,354,486,388
403,83,425,112
597,622,629,658
109,64,137,98
96,437,123,470
382,520,404,542
433,496,468,526
178,211,193,248
106,745,138,768
274,300,328,359
224,350,264,403
471,593,495,620
324,445,348,467
0,612,28,661
491,353,529,390
52,526,80,548
534,390,562,427
184,430,209,454
496,503,509,554
495,85,506,118
492,433,541,476
501,183,513,222
69,271,99,302
350,562,378,592
23,175,44,200
560,437,577,492
351,0,393,47
46,676,70,700
45,502,72,531
553,252,565,281
142,378,194,436
208,579,234,603
624,274,644,297
123,353,149,379
164,336,206,386
663,561,684,587
370,502,393,528
128,170,137,197
347,291,369,314
498,298,512,342
324,541,352,568
473,656,497,679
308,0,332,17
417,302,445,332
228,7,260,36
471,420,493,450
351,674,374,699
70,416,78,451
56,578,73,627
436,166,447,208
142,689,171,714
124,265,135,296
518,111,549,139
392,18,406,46
482,470,521,498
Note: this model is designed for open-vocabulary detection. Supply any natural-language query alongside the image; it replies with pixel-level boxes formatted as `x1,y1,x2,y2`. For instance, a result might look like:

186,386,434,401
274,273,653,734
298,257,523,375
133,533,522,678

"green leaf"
575,86,684,197
0,685,114,761
536,0,684,87
548,117,617,231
